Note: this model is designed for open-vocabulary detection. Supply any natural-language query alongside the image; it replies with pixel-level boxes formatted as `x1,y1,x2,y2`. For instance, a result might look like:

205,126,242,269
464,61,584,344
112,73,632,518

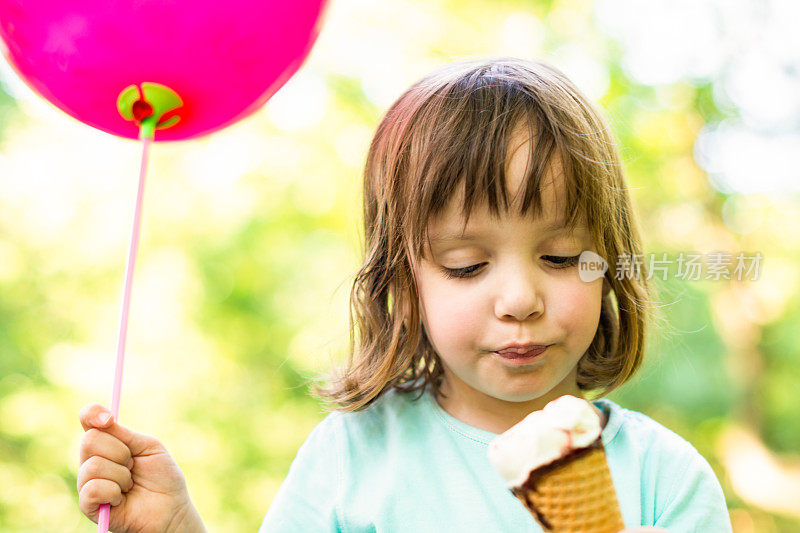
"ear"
602,276,612,297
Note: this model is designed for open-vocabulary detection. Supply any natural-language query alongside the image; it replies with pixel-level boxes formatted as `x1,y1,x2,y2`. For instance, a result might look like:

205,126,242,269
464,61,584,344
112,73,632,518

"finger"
80,428,134,468
78,478,124,521
79,403,115,432
77,455,134,495
79,404,164,458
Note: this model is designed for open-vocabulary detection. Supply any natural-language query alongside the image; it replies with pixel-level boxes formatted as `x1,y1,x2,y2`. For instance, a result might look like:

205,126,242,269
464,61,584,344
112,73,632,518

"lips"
493,345,550,362
495,346,548,357
495,343,550,354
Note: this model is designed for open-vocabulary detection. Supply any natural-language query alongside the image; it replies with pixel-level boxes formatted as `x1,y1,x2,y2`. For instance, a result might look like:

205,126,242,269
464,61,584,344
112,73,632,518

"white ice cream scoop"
487,395,602,488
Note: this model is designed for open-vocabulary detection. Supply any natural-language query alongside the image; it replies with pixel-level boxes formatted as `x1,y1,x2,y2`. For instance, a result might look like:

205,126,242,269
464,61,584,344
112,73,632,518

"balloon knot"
131,99,154,122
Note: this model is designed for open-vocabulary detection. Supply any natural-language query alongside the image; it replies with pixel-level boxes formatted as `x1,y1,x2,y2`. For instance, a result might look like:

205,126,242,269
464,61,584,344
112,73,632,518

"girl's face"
410,133,605,429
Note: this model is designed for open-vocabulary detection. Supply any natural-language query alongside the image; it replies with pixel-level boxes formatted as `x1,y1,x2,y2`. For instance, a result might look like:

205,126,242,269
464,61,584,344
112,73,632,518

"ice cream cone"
511,439,624,533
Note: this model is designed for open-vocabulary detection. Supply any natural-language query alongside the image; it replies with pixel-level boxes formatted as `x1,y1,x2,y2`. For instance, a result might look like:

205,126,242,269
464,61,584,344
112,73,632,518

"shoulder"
597,398,718,499
598,398,702,461
597,399,731,528
312,387,429,446
302,388,432,493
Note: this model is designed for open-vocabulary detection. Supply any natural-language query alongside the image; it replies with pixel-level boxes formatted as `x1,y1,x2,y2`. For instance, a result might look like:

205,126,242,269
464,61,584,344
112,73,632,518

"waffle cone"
511,442,624,532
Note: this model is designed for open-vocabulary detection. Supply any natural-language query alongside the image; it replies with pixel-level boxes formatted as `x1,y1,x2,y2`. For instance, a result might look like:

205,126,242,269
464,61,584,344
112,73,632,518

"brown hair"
312,56,656,412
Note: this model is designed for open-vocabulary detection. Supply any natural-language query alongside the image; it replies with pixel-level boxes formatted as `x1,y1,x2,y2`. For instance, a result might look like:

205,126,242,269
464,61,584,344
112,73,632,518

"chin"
489,383,547,403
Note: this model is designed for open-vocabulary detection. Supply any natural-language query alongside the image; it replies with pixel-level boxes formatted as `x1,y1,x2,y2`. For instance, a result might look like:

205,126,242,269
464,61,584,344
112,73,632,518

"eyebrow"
429,220,571,242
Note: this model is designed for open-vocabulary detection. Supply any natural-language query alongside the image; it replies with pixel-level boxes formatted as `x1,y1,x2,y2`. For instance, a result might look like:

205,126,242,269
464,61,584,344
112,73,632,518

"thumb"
104,416,167,458
81,403,166,457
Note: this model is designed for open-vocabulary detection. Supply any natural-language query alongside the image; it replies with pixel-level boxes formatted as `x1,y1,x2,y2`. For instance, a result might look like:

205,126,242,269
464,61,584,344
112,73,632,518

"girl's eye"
440,263,484,279
543,255,580,268
440,256,580,278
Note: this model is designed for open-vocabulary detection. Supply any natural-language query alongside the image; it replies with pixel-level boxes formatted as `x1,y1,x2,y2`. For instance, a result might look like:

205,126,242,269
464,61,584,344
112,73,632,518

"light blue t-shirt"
260,386,732,532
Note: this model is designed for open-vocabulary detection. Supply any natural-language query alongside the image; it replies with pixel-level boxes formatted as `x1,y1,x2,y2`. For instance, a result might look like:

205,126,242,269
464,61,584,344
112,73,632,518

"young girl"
77,57,732,532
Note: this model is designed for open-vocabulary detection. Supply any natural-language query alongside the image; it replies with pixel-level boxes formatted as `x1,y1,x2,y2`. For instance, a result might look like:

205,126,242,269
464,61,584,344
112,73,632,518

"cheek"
418,280,483,348
548,278,603,332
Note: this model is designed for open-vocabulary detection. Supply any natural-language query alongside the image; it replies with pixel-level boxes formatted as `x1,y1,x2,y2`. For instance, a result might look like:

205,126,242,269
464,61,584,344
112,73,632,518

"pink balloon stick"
98,136,152,533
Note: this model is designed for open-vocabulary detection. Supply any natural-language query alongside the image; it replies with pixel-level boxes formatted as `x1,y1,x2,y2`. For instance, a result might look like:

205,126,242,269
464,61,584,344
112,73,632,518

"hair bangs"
406,76,592,262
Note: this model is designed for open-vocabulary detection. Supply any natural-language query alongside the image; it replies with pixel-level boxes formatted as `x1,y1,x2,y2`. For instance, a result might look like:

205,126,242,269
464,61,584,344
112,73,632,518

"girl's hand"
77,403,203,533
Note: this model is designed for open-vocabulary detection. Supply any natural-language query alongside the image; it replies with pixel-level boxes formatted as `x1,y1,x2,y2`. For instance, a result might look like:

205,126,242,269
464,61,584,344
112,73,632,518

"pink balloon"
0,0,329,140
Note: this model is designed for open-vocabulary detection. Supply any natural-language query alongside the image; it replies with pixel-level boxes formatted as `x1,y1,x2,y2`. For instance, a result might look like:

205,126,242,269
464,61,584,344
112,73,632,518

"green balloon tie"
117,82,183,140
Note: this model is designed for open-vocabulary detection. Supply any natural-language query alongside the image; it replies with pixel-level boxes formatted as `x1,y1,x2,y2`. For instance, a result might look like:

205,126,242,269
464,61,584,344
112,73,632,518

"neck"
434,369,607,435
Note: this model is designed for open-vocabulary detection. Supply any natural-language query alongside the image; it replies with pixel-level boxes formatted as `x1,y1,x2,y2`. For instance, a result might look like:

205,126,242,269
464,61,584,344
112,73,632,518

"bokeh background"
1,0,799,531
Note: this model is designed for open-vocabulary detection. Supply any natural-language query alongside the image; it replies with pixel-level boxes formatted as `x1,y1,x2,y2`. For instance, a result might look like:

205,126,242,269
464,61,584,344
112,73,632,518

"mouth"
491,345,551,365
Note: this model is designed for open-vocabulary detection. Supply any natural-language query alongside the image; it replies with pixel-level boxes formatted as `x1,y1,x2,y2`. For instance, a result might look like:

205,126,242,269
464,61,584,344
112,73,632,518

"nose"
493,260,544,321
